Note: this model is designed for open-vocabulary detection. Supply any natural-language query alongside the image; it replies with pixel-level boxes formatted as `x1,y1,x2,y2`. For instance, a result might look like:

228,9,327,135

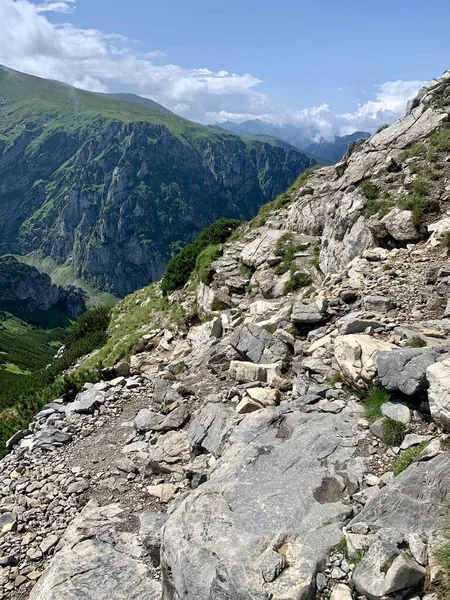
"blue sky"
1,0,449,136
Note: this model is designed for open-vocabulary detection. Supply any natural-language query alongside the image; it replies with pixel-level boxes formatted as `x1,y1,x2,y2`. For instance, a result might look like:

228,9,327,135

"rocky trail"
3,72,450,600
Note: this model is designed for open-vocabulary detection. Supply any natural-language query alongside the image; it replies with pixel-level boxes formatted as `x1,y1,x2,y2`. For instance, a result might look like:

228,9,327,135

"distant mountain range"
0,65,315,297
218,120,371,164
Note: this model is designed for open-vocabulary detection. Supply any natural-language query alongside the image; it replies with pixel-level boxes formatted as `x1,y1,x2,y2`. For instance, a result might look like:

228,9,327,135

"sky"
0,0,449,138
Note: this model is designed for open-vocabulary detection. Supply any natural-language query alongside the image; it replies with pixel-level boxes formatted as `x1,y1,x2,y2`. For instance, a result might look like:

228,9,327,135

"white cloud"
35,0,75,13
0,0,426,140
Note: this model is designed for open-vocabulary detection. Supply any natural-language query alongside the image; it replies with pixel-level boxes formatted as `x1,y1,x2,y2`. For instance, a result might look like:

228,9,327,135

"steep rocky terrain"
3,71,450,600
0,256,86,318
0,65,314,297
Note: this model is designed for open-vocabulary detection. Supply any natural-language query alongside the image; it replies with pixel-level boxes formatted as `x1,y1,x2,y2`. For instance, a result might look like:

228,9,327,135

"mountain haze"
0,65,314,296
220,119,370,163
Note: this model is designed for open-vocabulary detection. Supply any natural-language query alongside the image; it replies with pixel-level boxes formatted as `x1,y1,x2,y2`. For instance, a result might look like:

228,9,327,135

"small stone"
316,572,327,592
330,583,353,600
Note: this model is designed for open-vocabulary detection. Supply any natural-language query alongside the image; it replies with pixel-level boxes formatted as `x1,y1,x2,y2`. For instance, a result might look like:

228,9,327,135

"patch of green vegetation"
335,538,347,555
81,284,169,370
406,336,427,348
428,124,450,159
161,219,241,295
328,371,344,385
394,442,429,475
395,177,439,230
351,551,366,567
173,363,187,375
239,264,255,279
376,124,389,133
360,179,379,201
251,167,317,228
398,143,426,162
193,244,222,285
283,271,312,295
382,418,406,446
273,233,311,279
365,197,395,218
363,387,389,419
211,299,230,312
431,83,450,110
0,307,111,455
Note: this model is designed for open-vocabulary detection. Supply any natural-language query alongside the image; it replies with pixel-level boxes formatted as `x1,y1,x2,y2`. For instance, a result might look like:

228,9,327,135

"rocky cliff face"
0,66,314,297
0,256,86,318
3,72,450,600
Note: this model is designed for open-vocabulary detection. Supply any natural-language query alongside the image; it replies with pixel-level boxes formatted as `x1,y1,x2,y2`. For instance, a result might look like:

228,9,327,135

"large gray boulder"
228,323,289,364
378,347,450,396
29,501,161,600
161,406,367,600
350,452,450,535
291,299,328,325
352,540,426,600
334,335,395,389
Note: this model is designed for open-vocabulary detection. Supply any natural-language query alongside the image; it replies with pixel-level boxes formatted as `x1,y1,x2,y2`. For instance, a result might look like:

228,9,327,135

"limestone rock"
427,358,450,429
188,401,234,457
228,323,289,364
380,208,421,241
291,299,328,325
334,334,395,388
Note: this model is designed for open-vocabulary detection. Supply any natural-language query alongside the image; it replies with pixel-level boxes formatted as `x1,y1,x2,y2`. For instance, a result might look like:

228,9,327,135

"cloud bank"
0,0,425,138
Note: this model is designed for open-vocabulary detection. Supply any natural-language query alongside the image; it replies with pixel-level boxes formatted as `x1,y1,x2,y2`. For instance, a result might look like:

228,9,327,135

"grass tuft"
393,442,429,475
406,336,427,348
382,418,406,446
363,387,389,419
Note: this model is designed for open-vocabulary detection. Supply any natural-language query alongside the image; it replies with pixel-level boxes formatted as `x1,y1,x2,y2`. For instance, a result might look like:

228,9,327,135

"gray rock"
66,387,105,414
381,401,411,424
161,407,366,600
134,409,164,432
380,208,421,241
139,510,168,567
153,378,184,413
29,501,161,600
363,295,396,313
189,401,235,457
291,299,328,325
330,583,353,600
35,427,72,448
5,429,31,450
228,323,289,364
339,318,385,335
405,532,428,566
378,347,448,396
229,360,281,384
350,453,450,535
352,539,425,599
346,533,378,560
400,434,433,450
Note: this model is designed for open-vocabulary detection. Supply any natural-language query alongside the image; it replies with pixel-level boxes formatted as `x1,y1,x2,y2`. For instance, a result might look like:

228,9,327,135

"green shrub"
351,551,366,567
382,418,406,446
393,442,428,475
328,371,343,385
283,271,312,295
438,539,450,599
363,387,389,419
360,179,379,201
161,218,241,294
398,143,426,162
193,244,222,285
405,336,427,348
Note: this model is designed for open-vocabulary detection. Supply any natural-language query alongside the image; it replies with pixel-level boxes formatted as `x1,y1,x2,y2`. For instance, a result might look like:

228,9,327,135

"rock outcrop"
0,255,86,317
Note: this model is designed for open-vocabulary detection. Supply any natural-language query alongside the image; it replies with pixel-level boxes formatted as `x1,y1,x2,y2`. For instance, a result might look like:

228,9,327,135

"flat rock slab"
29,501,161,600
161,406,367,600
350,452,450,536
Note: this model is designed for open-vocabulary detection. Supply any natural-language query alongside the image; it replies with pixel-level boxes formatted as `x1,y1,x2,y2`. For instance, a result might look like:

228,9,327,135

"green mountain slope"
0,65,315,296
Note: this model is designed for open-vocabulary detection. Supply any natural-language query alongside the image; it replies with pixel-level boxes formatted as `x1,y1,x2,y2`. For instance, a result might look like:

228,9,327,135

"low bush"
365,197,395,218
161,218,241,294
360,179,379,201
193,244,222,285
